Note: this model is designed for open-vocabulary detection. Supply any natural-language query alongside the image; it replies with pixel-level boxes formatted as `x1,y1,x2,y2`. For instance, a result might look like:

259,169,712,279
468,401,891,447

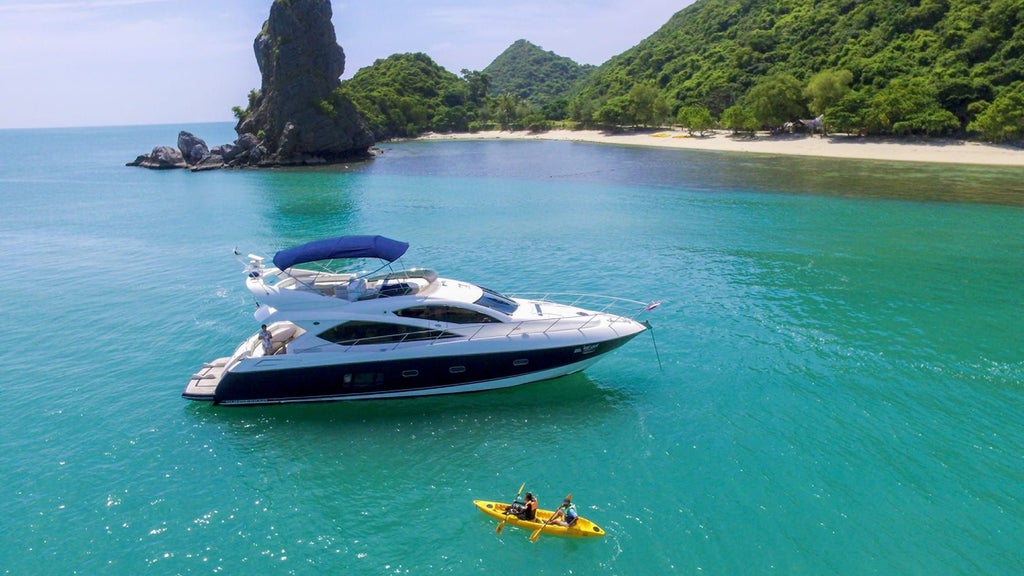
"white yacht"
183,235,656,405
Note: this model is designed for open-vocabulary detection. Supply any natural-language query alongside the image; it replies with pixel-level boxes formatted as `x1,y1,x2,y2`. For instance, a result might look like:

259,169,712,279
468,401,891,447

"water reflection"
183,373,635,488
373,140,1024,206
248,169,364,245
188,372,629,432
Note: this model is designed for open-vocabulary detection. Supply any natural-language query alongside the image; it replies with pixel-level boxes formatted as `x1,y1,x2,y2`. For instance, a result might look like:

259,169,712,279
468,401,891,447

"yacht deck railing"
508,292,654,319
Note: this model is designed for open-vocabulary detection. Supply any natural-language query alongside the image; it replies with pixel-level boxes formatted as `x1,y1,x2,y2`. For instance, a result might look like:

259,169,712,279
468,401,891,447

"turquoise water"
1,124,1022,574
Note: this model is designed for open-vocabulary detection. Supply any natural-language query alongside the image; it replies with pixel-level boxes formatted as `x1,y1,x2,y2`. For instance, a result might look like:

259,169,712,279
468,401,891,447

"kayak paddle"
496,483,525,535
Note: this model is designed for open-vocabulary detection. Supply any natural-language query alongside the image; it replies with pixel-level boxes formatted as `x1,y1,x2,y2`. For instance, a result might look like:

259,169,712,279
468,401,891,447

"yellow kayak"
473,500,606,538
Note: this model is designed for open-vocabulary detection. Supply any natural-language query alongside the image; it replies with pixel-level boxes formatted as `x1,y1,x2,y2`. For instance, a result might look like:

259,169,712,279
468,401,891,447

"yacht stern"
182,357,230,401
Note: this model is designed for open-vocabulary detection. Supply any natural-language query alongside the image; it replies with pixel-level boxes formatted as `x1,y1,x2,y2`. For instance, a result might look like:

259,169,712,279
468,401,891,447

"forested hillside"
484,39,595,117
574,0,1024,140
340,0,1024,142
337,53,481,139
338,51,561,139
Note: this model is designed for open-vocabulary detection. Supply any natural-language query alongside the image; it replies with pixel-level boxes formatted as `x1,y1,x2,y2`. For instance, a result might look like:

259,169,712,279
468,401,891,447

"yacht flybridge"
183,235,655,405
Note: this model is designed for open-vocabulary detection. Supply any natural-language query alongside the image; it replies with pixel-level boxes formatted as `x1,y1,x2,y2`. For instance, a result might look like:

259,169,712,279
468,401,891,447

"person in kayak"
550,497,578,527
519,492,538,521
508,492,538,521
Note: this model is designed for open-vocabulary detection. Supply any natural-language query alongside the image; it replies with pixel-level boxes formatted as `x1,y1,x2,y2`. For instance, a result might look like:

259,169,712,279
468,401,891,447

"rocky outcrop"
128,0,373,170
125,131,226,171
236,0,374,165
126,146,186,169
177,131,210,165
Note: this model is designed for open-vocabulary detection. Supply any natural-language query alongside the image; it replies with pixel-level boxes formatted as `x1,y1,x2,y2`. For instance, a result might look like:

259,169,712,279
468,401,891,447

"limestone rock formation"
235,0,374,165
128,0,373,170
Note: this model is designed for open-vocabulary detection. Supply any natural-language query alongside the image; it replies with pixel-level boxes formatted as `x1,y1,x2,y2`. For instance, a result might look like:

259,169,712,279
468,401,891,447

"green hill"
340,0,1024,142
337,46,574,138
484,39,595,107
337,52,478,139
573,0,1024,139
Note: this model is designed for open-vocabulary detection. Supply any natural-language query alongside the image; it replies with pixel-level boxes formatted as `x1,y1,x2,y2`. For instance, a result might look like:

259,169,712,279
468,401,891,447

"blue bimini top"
272,235,409,270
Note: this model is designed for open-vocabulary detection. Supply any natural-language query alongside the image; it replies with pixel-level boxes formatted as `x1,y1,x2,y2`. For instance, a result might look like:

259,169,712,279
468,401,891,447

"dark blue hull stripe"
213,334,638,405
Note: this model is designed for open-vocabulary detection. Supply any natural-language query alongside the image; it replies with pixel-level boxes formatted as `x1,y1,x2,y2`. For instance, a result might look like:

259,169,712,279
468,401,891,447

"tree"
677,105,715,135
720,105,759,135
542,98,569,121
827,90,870,134
653,96,672,128
569,98,599,127
746,74,808,130
629,83,661,127
866,78,960,136
232,89,260,120
968,82,1024,142
938,77,994,129
595,95,633,127
432,106,469,133
522,113,551,133
461,69,491,105
495,93,520,130
805,69,853,116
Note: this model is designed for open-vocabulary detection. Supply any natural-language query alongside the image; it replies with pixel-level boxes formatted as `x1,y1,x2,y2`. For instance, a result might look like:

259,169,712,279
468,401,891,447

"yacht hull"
186,332,640,405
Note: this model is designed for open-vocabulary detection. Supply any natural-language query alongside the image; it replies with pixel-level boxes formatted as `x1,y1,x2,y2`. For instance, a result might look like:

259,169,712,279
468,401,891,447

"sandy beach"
418,129,1024,167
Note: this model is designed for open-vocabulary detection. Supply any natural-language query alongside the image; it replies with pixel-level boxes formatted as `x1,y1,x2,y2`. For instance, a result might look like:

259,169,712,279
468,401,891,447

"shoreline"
416,129,1024,167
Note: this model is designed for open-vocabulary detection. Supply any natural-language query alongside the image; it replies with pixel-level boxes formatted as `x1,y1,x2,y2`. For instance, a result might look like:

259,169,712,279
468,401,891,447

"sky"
0,0,694,130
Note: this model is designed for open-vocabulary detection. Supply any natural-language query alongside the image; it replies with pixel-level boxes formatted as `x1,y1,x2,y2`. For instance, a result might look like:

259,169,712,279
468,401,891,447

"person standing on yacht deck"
259,324,273,355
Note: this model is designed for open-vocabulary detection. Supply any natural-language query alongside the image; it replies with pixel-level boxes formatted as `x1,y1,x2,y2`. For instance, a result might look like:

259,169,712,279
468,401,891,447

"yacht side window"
393,305,500,324
318,321,459,345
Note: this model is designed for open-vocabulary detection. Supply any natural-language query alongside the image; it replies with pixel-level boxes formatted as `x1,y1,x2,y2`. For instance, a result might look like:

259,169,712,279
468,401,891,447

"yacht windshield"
474,286,519,315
